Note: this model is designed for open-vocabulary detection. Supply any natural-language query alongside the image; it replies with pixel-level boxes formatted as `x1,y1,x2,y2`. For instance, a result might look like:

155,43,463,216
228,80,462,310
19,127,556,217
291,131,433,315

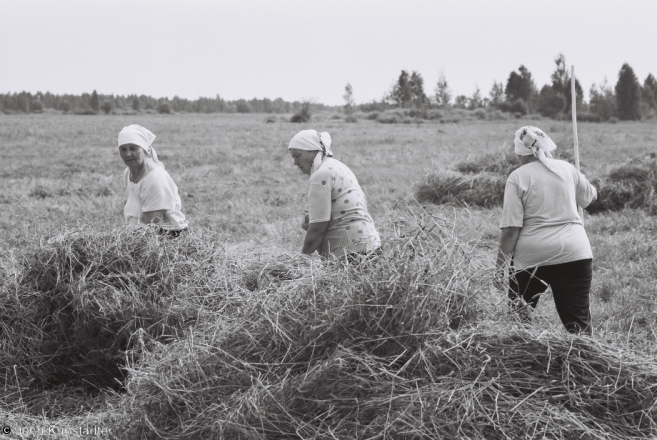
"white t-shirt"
500,159,597,269
308,157,381,257
123,162,188,231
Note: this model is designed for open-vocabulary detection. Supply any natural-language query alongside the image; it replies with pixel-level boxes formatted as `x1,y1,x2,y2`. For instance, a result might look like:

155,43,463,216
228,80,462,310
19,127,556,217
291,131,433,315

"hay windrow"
0,226,235,391
3,209,657,438
416,147,657,216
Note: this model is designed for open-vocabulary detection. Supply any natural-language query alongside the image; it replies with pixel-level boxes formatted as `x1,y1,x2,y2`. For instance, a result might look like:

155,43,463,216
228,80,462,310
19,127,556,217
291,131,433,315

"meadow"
2,112,657,438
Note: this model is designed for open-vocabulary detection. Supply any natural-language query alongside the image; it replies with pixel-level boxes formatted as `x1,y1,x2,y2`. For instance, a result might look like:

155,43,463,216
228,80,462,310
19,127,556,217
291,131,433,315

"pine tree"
132,97,140,111
488,81,505,106
90,90,100,114
643,74,657,110
615,63,641,120
549,54,583,113
408,71,427,108
343,83,355,114
505,65,536,104
391,70,411,107
434,72,451,107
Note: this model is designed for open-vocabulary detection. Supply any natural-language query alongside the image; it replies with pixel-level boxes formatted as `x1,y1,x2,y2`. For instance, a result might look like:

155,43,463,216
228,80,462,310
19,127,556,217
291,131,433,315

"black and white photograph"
2,0,657,438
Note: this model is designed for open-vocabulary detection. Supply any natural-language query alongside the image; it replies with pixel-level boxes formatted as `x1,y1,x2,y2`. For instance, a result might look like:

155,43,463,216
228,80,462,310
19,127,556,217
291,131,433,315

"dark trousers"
509,259,592,335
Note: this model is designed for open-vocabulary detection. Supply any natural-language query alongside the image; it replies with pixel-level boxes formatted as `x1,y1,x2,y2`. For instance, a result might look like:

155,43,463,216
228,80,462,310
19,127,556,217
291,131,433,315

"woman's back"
501,159,597,269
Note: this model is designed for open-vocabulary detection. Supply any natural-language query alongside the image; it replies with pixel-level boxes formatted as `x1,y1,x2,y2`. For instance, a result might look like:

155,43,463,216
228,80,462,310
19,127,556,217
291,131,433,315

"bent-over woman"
288,130,381,259
118,124,188,235
495,126,597,334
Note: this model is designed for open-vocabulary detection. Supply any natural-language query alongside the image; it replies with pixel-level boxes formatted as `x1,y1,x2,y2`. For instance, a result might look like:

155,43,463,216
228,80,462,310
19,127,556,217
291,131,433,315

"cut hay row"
2,207,657,438
416,147,657,216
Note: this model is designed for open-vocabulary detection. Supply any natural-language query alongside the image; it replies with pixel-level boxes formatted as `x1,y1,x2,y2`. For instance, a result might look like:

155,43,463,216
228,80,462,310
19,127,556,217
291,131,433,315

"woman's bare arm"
302,221,330,255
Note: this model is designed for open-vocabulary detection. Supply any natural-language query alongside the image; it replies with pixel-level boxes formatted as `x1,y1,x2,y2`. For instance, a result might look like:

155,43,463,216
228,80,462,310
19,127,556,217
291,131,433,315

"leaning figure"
288,129,381,260
118,124,188,236
495,126,597,334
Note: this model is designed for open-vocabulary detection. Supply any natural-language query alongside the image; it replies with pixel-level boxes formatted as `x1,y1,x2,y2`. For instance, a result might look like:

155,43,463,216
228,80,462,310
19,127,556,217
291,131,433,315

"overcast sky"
2,0,656,106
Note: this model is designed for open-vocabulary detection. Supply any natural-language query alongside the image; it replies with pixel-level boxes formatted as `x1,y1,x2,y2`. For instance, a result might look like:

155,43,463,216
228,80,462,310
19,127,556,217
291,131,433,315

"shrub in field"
290,102,311,123
156,102,171,114
0,227,228,390
376,108,409,124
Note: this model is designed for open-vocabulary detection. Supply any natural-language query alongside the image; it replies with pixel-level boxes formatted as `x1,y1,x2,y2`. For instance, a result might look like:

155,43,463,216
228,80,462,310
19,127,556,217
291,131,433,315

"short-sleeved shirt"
123,162,188,231
308,157,381,257
500,159,597,269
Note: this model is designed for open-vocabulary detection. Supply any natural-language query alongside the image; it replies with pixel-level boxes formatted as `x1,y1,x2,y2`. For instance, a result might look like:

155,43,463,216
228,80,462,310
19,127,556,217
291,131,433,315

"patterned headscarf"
118,124,165,169
288,130,333,175
514,126,558,174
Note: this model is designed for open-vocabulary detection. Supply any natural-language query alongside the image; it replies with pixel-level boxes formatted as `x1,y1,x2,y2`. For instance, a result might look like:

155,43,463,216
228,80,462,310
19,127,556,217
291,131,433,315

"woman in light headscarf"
288,130,380,260
495,126,597,334
118,124,188,236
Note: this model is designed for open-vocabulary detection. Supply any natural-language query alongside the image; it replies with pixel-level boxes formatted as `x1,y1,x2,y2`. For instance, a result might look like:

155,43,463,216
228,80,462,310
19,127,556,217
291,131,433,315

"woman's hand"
301,212,309,231
140,209,167,225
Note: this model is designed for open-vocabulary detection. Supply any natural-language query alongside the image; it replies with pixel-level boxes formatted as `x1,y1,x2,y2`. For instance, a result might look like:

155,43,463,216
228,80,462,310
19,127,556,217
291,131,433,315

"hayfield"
2,113,657,438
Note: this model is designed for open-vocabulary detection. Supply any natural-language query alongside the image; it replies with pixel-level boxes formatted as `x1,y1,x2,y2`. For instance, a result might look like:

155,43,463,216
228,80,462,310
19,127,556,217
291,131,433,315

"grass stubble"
1,114,657,438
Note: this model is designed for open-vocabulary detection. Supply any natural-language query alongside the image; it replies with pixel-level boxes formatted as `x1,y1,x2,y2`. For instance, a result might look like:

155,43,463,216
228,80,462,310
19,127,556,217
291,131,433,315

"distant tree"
453,95,468,109
343,83,355,114
235,99,251,113
505,65,536,102
59,101,71,113
434,72,452,107
589,78,616,121
642,74,657,110
391,70,412,107
468,86,484,109
408,71,428,108
537,85,566,118
290,101,311,122
90,90,100,114
615,63,641,120
132,97,140,111
17,93,30,113
549,54,583,114
30,98,44,113
100,101,113,114
489,81,505,106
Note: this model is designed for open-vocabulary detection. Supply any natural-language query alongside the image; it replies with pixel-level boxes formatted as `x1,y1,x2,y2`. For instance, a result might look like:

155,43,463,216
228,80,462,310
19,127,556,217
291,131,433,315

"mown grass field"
2,113,657,438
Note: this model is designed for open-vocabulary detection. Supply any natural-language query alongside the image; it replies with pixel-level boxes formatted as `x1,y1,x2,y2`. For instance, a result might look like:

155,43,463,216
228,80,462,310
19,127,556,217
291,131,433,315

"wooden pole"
571,65,584,222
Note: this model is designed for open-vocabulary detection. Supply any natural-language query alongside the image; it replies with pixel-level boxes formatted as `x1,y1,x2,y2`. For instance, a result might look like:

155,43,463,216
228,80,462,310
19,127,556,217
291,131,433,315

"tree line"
0,91,333,115
368,54,656,121
3,54,656,121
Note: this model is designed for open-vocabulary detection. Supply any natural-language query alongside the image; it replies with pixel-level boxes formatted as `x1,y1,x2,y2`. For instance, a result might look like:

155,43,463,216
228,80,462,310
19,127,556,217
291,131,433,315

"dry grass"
3,114,657,438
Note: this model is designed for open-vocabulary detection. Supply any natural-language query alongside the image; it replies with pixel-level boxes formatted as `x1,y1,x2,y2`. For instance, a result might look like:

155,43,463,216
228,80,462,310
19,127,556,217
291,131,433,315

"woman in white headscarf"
288,129,381,260
118,124,188,235
495,126,597,334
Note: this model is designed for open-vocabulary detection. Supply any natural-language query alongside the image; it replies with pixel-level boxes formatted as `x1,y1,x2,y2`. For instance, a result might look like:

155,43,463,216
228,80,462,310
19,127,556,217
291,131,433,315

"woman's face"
119,143,146,167
289,149,317,175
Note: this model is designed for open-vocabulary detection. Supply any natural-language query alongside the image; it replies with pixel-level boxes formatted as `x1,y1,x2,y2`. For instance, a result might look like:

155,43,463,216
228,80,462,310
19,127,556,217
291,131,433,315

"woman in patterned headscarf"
118,124,188,236
288,129,380,260
495,126,597,334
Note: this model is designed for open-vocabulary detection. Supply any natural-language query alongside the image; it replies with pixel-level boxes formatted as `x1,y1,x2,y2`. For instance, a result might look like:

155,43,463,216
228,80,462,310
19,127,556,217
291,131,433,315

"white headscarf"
118,124,165,169
288,130,333,175
514,126,558,174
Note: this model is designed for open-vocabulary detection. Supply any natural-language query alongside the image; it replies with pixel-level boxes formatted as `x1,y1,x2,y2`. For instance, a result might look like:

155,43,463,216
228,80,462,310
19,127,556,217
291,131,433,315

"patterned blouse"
308,157,381,258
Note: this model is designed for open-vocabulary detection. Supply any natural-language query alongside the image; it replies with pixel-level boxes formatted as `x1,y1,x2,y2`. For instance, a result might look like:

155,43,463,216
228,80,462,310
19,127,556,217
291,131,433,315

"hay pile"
3,212,657,438
415,149,517,208
0,227,229,391
113,217,657,439
587,154,657,214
